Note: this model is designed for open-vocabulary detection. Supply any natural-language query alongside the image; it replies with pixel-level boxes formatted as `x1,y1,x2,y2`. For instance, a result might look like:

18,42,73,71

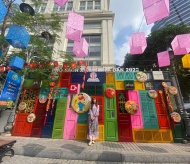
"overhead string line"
137,15,145,32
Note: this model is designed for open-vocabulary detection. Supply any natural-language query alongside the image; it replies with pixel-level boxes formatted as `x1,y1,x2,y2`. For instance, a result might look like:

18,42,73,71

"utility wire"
138,15,145,32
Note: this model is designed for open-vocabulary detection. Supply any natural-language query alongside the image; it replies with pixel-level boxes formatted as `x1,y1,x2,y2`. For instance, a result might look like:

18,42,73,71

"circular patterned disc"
148,90,158,99
71,93,91,114
20,3,35,16
49,72,59,81
169,86,178,95
105,87,116,99
125,100,138,115
18,102,27,111
136,72,147,82
171,112,181,122
27,113,36,123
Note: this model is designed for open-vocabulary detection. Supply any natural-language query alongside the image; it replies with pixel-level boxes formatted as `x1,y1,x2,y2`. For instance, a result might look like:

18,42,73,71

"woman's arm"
96,105,99,117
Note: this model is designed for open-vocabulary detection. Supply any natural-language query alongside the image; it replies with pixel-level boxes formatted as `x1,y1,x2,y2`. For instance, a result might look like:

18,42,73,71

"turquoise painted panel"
139,91,159,129
77,112,88,124
115,72,137,80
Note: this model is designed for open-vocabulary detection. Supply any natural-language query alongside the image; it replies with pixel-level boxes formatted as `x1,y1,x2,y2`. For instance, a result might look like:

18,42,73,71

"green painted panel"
139,91,159,129
77,112,88,124
104,84,118,141
52,99,67,139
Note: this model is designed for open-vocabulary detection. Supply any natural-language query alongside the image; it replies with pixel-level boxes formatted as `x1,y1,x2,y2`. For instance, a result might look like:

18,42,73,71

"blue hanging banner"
0,70,22,102
0,50,2,57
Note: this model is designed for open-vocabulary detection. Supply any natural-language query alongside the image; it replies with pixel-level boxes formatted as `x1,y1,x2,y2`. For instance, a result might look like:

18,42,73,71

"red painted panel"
59,72,71,87
94,96,104,125
116,91,133,142
154,90,170,129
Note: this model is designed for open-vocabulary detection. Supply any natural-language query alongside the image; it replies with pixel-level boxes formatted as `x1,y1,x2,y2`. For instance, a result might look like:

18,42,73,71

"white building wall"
24,0,115,68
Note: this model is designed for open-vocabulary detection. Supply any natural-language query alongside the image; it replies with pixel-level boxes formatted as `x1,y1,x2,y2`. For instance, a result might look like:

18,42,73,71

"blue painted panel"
71,72,84,84
154,82,163,90
85,72,106,84
41,124,53,138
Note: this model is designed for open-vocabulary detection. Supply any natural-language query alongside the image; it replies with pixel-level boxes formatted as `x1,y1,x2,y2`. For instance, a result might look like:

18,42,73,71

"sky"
15,0,153,66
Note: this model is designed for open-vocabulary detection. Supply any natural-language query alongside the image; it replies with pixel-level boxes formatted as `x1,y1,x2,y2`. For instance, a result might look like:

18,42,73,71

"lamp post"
168,50,190,142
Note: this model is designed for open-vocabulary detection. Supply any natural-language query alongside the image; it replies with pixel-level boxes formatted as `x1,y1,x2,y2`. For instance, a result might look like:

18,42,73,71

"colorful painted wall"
11,71,186,143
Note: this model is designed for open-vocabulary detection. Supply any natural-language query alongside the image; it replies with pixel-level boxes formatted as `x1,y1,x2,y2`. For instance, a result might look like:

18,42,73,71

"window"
67,2,73,11
87,1,93,10
84,23,101,29
79,0,101,10
53,3,59,11
34,5,40,12
41,3,47,13
95,0,101,9
59,4,66,11
80,1,86,10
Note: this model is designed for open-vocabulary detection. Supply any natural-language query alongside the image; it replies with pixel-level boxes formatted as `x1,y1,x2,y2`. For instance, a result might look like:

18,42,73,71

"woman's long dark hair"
91,97,98,108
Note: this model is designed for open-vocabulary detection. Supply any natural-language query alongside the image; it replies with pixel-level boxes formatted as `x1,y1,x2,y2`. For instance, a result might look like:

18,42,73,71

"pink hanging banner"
143,0,170,25
66,12,84,42
73,37,89,58
157,51,170,67
54,0,68,7
171,34,190,55
130,32,147,55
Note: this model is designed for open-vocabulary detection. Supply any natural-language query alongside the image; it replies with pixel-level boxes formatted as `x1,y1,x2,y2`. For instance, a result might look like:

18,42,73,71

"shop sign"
153,71,164,80
87,72,100,82
125,81,134,90
69,84,79,93
0,70,22,101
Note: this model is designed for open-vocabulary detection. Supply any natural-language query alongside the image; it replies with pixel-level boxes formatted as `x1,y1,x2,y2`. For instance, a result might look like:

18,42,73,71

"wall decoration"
157,51,170,67
136,72,147,82
0,0,7,23
71,93,91,113
49,72,59,82
54,0,68,7
153,71,164,80
125,80,135,90
69,84,80,94
0,50,2,57
87,72,100,82
63,63,68,70
27,113,36,123
18,102,27,112
142,0,170,25
66,12,84,42
130,32,147,54
125,100,138,114
182,54,190,68
6,25,30,49
169,86,178,95
148,90,158,99
73,37,89,58
105,87,116,99
171,112,181,123
171,34,190,55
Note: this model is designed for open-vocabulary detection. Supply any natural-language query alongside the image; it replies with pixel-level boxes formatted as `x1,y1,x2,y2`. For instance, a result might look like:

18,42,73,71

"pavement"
1,136,190,163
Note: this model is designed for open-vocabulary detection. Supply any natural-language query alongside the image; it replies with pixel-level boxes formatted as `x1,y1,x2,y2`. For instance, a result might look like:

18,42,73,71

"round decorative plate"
27,113,36,123
71,93,91,114
136,72,147,82
49,72,59,82
148,90,158,99
105,87,116,99
18,102,27,111
169,86,178,95
39,96,47,104
171,112,181,123
125,100,138,114
19,3,35,16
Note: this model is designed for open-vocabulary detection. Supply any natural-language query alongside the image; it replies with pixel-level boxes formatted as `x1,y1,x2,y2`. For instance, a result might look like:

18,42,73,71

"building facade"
25,0,115,69
151,0,190,32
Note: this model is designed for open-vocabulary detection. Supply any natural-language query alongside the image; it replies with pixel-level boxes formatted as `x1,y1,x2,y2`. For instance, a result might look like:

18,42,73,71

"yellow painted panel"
182,54,190,68
134,81,145,90
106,72,115,84
132,129,173,143
76,124,87,140
97,125,104,141
115,81,125,90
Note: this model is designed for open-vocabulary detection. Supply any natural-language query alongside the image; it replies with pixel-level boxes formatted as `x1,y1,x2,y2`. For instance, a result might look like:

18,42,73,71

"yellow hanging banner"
182,54,190,68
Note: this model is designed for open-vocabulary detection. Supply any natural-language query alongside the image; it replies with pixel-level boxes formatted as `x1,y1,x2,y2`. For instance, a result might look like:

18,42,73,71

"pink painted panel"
127,90,143,129
64,94,78,139
157,51,170,67
54,0,68,7
66,12,84,42
130,32,147,55
171,34,190,55
143,0,170,25
73,37,89,58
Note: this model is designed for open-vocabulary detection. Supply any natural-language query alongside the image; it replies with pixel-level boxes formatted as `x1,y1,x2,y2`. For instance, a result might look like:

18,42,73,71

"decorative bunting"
54,0,68,7
66,12,84,42
0,0,8,23
73,38,89,58
157,51,170,67
130,32,147,55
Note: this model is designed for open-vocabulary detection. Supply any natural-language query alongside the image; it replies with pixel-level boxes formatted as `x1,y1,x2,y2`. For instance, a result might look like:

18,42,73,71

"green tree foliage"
123,24,190,101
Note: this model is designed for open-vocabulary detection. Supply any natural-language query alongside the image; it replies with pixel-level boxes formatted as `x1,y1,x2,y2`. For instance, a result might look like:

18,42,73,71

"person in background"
87,97,99,146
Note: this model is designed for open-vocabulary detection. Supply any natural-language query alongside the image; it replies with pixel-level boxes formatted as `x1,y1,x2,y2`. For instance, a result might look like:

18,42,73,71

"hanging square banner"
125,80,135,90
0,70,22,101
153,71,164,80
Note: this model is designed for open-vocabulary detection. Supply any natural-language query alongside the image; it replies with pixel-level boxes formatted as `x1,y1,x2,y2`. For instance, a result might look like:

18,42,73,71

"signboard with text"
125,80,135,90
